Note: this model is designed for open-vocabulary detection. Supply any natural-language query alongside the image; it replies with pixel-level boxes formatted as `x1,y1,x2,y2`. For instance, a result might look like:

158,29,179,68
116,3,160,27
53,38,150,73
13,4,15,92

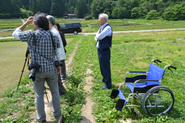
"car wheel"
74,31,78,35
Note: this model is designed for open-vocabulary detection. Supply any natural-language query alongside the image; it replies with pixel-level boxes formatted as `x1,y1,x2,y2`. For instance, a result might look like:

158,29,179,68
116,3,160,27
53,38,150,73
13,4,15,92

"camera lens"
27,68,36,79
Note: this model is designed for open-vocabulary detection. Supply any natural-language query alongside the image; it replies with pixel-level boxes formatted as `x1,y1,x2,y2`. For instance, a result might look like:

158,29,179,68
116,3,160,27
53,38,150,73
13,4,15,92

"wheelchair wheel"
142,86,174,116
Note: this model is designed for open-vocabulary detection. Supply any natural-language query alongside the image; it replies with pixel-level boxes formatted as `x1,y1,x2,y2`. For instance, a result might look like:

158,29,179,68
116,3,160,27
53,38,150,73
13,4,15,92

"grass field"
0,41,29,94
0,19,185,122
1,18,185,37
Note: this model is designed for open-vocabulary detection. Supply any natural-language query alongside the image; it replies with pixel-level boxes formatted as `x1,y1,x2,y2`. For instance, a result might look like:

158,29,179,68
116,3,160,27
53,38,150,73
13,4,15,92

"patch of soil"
80,68,95,123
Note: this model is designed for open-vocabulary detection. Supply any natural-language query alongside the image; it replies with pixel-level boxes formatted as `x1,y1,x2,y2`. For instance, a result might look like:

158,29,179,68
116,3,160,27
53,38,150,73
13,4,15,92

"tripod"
11,58,27,97
12,57,49,102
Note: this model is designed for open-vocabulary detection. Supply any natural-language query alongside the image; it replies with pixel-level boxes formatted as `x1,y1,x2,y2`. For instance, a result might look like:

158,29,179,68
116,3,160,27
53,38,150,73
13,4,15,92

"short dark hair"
33,12,49,30
55,22,60,30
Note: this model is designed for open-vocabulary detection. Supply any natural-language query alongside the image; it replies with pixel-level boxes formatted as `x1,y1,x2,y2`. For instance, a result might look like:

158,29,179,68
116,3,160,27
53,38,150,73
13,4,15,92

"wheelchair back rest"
146,63,165,85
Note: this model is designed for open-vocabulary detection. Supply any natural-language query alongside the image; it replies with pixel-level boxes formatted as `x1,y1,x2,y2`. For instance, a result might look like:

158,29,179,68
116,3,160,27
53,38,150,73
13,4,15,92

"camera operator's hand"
25,16,34,25
19,16,33,31
56,66,61,74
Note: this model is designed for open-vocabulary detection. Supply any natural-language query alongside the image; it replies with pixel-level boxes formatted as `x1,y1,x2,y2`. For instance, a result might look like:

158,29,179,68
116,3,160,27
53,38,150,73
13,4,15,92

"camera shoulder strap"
49,31,59,61
49,31,55,50
33,32,36,63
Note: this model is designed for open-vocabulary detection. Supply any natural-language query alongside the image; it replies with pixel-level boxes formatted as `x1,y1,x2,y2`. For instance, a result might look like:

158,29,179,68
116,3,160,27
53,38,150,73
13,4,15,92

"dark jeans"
60,60,66,79
98,48,112,88
58,74,65,95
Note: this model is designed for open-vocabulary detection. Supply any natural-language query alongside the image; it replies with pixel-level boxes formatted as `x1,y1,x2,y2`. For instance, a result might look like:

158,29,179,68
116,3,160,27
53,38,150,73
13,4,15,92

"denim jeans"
33,71,61,121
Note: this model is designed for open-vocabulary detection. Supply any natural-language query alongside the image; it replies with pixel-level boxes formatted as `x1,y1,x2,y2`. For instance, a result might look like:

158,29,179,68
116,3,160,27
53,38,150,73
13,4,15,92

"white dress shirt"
12,28,21,40
95,22,112,41
50,26,66,61
95,22,112,48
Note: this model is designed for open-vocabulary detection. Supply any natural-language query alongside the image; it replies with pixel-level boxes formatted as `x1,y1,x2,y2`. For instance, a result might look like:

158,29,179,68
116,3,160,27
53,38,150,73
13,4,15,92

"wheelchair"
110,59,176,116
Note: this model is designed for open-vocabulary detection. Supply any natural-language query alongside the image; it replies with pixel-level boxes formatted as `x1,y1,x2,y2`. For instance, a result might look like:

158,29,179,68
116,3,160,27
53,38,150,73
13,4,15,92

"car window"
60,24,65,28
73,23,80,28
66,24,73,28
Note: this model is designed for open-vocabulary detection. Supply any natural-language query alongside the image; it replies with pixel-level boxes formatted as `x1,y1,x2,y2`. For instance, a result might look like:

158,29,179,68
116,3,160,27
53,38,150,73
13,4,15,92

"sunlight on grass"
0,20,185,122
0,42,29,94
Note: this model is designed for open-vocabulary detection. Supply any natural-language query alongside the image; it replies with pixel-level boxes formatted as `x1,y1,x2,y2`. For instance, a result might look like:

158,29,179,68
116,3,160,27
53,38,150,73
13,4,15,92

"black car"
59,22,82,35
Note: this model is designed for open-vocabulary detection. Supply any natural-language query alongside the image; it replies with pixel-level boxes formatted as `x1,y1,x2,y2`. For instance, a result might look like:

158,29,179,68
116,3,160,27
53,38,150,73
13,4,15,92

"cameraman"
12,13,61,122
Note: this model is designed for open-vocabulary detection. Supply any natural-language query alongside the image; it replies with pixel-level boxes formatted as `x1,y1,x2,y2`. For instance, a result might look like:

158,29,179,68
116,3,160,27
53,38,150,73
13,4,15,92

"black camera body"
55,61,63,67
27,63,40,80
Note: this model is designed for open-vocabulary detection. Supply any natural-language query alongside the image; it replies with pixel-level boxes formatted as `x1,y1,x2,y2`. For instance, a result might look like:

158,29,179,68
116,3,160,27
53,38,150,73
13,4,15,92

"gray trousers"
60,60,66,79
33,71,61,122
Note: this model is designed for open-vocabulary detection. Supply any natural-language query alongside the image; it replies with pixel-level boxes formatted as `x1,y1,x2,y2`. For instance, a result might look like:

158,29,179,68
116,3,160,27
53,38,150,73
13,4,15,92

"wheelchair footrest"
116,90,127,111
110,89,119,99
115,99,126,111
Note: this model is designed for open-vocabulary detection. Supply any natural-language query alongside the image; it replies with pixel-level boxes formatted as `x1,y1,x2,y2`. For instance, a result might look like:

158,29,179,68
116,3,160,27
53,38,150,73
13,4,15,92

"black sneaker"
38,119,46,123
101,85,111,90
98,80,104,82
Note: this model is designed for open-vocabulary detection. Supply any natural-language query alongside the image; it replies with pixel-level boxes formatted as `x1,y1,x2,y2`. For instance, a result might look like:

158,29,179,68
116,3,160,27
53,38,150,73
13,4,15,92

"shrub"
131,7,140,19
85,15,94,20
146,10,159,20
112,7,129,19
20,8,33,18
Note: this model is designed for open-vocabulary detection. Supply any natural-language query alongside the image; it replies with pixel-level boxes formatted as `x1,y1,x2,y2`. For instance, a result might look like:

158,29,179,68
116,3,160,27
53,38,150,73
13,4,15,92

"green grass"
0,41,29,94
1,18,185,37
0,38,19,42
0,19,185,122
87,32,185,122
0,19,23,30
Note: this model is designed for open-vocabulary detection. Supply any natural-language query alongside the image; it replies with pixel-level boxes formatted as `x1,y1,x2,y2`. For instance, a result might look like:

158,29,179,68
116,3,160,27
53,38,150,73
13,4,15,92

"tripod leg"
11,58,27,97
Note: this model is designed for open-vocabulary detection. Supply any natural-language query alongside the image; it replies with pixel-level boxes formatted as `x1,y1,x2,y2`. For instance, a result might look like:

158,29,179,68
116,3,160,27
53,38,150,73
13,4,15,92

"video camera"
55,61,63,67
27,62,40,80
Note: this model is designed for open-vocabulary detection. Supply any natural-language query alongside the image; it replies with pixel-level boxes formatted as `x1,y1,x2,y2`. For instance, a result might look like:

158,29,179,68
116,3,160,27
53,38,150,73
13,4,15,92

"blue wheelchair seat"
126,63,165,93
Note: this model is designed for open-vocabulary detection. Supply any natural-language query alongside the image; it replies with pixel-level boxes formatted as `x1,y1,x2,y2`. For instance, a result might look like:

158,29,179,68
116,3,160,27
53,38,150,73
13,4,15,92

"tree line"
1,0,185,20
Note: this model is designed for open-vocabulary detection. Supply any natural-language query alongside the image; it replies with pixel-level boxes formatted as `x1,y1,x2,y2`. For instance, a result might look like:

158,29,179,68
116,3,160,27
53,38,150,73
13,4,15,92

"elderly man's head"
46,15,55,29
98,13,108,26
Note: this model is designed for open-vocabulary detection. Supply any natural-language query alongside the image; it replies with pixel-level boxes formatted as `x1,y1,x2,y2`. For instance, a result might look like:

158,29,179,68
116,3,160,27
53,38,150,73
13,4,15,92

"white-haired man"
46,15,66,95
95,13,112,89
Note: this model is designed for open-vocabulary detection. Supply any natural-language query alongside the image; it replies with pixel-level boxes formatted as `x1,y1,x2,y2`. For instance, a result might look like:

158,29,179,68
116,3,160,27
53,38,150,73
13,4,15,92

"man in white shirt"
46,15,66,95
95,13,112,89
46,15,66,60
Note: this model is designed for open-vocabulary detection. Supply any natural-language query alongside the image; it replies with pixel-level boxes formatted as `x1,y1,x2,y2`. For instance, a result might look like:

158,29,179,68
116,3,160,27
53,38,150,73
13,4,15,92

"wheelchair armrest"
125,75,147,83
135,79,160,83
125,71,147,83
128,71,147,74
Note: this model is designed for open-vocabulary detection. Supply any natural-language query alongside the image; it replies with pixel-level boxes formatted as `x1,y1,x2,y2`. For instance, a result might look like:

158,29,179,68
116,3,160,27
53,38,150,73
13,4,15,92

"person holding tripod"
12,13,62,123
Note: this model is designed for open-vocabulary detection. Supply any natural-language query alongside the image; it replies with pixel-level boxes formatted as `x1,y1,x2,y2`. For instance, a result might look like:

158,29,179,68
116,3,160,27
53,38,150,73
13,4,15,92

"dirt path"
80,68,95,123
65,39,81,73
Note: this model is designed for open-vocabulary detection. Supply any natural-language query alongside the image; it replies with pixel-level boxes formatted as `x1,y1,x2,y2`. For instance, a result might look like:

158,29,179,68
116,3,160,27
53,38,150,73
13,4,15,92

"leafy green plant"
146,10,160,20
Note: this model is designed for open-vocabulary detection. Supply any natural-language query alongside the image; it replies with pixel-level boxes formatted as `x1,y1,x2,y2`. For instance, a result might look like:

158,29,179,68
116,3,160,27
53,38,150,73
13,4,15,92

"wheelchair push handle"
165,65,177,73
152,59,162,64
